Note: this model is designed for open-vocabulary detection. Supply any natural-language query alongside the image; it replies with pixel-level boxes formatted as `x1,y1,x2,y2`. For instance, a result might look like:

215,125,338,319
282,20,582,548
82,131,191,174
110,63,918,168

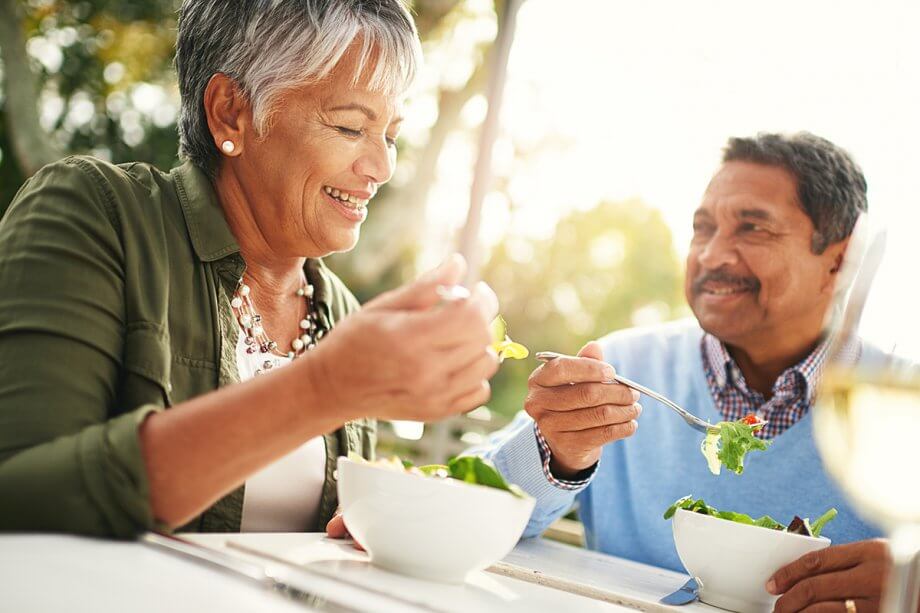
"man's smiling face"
685,161,844,350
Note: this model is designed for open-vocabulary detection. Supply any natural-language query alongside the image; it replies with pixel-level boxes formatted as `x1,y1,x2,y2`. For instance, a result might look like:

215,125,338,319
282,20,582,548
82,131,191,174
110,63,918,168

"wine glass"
815,217,920,613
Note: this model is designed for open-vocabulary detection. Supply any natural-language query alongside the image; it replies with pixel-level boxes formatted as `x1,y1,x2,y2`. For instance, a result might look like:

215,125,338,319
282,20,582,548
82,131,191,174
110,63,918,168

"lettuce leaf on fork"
701,416,771,475
490,315,529,362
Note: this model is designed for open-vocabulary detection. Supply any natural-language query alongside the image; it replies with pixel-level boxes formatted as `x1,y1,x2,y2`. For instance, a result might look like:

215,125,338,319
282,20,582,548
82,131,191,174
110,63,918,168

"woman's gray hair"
175,0,422,177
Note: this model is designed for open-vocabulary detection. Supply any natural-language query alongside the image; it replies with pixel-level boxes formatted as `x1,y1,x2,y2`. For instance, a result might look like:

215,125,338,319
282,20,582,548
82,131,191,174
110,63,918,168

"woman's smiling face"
227,45,404,258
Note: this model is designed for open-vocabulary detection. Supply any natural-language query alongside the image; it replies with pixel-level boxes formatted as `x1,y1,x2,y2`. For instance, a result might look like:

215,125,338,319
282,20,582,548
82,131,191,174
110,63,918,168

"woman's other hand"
325,512,365,551
307,254,501,422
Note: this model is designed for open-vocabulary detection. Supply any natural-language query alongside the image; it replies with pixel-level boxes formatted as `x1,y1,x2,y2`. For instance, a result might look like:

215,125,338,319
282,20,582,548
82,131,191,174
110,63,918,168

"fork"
534,351,717,434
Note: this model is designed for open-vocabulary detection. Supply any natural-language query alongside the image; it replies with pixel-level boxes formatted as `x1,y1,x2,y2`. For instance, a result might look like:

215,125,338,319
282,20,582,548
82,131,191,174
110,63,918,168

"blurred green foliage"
1,0,180,208
481,200,686,417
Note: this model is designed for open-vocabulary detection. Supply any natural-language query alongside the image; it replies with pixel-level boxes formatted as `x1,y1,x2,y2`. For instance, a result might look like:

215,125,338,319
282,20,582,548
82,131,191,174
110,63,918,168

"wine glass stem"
883,525,920,613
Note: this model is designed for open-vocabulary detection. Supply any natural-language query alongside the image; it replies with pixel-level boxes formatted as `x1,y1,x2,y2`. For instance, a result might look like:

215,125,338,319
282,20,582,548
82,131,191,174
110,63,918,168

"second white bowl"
673,508,831,612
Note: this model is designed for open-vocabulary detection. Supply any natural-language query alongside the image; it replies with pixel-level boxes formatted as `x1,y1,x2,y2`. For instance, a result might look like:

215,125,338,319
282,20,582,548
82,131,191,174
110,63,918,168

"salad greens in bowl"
665,496,837,537
667,496,835,612
337,455,534,583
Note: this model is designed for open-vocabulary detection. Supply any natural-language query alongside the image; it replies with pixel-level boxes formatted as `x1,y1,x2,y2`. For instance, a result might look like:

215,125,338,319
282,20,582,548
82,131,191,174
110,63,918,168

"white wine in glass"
818,373,920,528
815,224,920,613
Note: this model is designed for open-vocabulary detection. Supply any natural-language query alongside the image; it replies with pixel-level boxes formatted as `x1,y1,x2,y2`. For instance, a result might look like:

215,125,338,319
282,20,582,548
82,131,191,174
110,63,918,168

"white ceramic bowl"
336,457,535,583
673,508,831,612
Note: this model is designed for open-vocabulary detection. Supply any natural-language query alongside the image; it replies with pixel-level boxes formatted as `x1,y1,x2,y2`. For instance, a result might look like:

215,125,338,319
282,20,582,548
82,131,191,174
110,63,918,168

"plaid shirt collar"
702,331,862,425
703,333,832,407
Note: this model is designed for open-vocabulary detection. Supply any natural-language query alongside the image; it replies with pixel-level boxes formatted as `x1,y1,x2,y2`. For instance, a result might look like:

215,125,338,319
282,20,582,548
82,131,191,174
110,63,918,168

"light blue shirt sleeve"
463,410,591,538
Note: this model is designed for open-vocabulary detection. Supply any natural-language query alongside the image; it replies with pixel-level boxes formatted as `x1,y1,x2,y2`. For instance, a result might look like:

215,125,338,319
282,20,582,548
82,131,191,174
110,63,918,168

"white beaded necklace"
230,276,324,376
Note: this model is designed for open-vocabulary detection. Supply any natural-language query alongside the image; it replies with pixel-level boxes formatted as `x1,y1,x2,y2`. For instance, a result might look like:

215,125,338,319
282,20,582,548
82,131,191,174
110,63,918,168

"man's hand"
768,540,891,612
525,341,641,480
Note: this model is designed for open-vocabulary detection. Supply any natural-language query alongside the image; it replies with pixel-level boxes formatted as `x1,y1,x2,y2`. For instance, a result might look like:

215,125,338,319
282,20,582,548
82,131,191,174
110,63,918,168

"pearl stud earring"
221,140,235,154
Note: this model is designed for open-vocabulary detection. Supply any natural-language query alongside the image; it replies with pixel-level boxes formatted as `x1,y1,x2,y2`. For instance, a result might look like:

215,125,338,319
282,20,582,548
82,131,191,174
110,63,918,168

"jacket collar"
171,161,240,262
170,160,334,314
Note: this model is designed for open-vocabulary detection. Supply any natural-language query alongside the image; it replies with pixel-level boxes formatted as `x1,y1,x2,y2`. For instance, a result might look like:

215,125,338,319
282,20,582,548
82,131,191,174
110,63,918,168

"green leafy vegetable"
664,495,836,536
811,508,838,537
701,430,721,474
753,516,786,530
417,464,449,477
663,495,692,519
447,456,527,498
490,315,529,362
717,421,770,474
349,453,528,499
663,495,780,527
701,420,771,475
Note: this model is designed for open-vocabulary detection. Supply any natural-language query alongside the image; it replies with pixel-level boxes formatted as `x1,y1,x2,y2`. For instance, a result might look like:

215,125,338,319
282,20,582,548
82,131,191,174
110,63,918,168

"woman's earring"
221,140,235,154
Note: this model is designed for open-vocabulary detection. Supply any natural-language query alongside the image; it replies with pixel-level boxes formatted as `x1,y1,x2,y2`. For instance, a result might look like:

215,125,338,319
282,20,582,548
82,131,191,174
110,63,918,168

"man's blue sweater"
475,320,884,572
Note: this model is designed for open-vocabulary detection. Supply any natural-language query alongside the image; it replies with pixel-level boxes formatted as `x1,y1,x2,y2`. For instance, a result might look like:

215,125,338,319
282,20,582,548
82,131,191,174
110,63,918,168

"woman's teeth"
323,186,369,209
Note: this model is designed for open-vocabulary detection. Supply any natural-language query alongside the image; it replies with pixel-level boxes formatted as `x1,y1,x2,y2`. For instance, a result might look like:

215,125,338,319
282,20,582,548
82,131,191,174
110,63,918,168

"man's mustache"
691,269,761,294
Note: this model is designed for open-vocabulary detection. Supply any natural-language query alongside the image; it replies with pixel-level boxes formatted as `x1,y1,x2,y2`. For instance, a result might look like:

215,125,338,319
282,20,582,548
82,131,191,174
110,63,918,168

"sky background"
509,0,919,249
405,0,919,253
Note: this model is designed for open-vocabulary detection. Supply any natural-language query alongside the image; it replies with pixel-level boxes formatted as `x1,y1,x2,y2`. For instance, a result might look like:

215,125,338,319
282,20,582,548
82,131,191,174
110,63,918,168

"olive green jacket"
0,156,375,537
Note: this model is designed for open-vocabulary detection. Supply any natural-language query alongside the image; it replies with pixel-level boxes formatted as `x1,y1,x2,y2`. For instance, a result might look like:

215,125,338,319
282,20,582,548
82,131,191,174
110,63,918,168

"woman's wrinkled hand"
768,539,892,613
325,512,364,551
307,254,501,423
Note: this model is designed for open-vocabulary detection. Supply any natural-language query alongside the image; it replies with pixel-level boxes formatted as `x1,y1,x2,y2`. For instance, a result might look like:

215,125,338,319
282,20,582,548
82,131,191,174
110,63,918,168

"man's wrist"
549,456,597,481
533,422,598,490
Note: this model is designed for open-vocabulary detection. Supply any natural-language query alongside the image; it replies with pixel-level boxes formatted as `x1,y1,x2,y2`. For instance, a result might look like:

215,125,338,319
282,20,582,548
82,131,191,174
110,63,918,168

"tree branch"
0,0,61,175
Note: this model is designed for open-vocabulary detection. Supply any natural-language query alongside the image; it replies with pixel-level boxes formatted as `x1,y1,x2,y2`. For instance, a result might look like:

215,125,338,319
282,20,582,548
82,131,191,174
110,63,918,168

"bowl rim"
336,456,535,505
674,507,832,544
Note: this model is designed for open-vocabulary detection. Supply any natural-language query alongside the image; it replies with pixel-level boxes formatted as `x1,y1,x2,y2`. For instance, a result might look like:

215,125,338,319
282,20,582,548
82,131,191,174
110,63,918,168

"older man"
475,133,895,612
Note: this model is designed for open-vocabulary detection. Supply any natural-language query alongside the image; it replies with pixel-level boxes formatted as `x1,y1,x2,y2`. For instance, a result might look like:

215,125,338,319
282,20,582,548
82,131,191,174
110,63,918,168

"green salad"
701,414,771,475
665,495,837,537
349,452,529,499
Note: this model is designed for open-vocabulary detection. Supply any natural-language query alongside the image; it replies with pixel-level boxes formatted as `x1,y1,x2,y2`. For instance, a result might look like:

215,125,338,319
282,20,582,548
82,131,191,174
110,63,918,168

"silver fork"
535,351,717,434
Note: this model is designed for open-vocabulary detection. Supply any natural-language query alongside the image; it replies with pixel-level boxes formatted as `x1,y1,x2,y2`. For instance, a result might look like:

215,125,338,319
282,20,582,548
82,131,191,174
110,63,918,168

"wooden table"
0,533,721,612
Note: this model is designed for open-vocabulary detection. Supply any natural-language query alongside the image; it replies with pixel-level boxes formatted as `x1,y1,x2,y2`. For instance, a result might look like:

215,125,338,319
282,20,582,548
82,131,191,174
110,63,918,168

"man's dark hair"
722,132,868,253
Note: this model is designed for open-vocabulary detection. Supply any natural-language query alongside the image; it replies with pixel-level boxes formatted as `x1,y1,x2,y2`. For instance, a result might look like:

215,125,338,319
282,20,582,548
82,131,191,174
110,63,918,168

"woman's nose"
354,139,396,185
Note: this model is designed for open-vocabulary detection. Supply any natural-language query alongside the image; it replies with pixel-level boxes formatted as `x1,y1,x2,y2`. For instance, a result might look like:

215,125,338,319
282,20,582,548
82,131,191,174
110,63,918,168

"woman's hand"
326,512,364,551
307,254,501,423
768,540,892,612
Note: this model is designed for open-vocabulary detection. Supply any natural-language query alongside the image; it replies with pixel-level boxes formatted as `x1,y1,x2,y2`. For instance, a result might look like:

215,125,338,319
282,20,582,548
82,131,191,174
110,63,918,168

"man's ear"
828,236,850,274
822,236,852,300
203,73,252,156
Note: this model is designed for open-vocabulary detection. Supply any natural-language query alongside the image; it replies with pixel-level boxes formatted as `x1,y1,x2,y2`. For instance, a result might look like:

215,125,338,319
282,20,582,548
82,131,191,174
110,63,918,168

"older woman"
0,0,499,537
